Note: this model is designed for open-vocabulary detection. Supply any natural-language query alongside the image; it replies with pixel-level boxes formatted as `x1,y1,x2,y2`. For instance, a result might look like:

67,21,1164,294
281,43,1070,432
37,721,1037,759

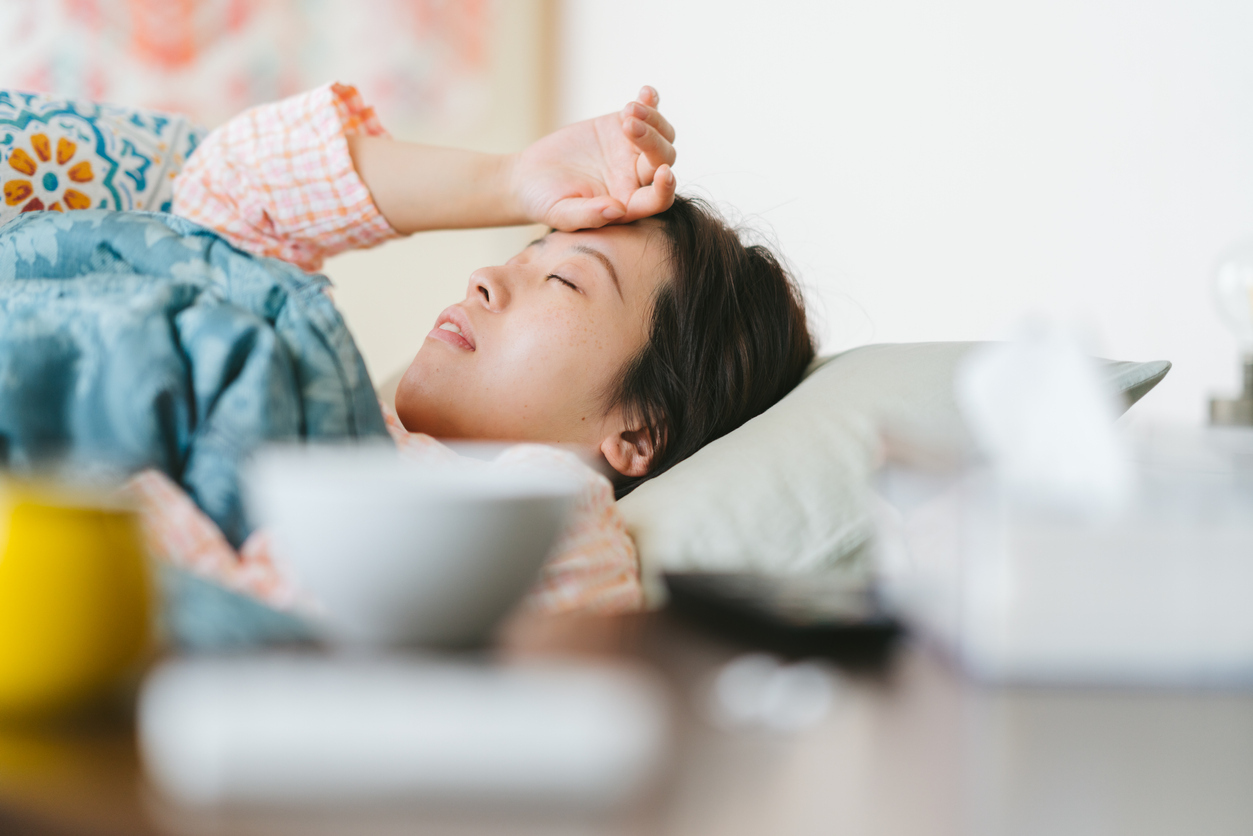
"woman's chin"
394,376,446,437
394,382,493,439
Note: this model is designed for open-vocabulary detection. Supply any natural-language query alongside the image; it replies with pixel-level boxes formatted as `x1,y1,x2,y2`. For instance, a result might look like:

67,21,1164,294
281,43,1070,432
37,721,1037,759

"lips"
427,306,476,351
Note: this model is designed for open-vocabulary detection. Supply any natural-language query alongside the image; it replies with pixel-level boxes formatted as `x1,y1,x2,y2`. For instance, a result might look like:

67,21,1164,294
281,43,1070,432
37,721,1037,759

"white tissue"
954,322,1131,515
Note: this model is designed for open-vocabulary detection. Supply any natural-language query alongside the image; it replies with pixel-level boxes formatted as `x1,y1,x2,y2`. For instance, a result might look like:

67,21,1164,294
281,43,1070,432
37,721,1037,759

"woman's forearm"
346,135,528,234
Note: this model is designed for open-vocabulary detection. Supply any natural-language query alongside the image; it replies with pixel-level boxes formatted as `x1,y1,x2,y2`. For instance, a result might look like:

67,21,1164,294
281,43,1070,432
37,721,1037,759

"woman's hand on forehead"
345,86,675,236
509,86,677,231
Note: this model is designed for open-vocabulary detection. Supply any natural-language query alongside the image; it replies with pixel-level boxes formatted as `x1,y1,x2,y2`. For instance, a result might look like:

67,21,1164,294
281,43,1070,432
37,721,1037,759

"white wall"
559,0,1253,424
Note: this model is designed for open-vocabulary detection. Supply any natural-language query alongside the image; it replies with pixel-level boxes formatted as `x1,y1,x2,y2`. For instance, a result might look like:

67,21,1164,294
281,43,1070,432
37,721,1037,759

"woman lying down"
0,83,814,614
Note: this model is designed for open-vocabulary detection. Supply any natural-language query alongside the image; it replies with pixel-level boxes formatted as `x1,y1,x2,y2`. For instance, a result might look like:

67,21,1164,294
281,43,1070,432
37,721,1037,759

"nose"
468,264,511,312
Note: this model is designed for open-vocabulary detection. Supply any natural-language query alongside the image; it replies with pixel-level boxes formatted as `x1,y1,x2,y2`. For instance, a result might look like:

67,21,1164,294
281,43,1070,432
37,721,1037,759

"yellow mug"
0,482,153,719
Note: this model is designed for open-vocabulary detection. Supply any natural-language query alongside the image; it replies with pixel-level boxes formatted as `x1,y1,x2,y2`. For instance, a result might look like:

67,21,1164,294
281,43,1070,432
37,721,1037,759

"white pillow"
617,342,1171,603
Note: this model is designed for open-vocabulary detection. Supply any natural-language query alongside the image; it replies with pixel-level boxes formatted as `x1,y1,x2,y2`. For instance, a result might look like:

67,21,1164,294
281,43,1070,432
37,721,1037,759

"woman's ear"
600,426,655,478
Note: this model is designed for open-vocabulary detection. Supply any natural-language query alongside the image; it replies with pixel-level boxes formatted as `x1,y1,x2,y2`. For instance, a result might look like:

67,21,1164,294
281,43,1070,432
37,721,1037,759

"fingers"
623,118,676,184
545,195,627,231
547,166,675,230
621,164,676,223
622,88,676,187
612,87,677,189
623,99,674,143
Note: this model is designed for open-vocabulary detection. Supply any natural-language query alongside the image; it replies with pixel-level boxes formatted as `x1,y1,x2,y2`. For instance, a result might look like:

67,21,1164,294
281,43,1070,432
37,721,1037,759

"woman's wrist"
451,149,528,228
493,151,530,227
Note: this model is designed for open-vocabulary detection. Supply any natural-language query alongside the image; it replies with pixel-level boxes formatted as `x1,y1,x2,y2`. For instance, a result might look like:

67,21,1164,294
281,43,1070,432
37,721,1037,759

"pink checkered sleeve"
172,83,397,272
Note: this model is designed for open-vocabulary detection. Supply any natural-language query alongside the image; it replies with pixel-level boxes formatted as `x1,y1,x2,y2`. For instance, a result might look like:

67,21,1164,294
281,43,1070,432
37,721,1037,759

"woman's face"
395,221,669,452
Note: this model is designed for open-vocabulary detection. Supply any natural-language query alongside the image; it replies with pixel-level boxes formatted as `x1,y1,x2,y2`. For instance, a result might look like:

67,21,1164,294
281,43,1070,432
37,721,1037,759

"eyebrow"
527,236,623,300
569,245,623,300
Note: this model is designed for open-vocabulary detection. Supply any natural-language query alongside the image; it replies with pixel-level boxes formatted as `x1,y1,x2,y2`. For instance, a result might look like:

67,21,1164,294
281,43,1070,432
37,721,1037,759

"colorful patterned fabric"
0,90,203,223
0,209,389,547
172,83,397,273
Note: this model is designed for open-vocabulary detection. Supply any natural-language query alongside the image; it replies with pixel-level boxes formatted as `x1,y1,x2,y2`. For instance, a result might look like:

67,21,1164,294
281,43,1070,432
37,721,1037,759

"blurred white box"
140,655,671,809
877,427,1253,685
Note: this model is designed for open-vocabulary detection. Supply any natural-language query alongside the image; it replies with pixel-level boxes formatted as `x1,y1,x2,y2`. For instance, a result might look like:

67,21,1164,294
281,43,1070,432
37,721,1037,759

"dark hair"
608,195,815,496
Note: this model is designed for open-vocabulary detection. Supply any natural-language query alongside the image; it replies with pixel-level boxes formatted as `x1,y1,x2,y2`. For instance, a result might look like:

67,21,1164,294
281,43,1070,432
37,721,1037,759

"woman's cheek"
498,307,599,375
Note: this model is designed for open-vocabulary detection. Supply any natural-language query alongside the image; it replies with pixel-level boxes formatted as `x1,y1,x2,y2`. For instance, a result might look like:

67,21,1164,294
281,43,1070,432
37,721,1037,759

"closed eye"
547,273,580,292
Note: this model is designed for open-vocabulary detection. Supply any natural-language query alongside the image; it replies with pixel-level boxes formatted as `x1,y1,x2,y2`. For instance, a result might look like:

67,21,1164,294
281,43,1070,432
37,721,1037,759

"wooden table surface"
3,611,1253,836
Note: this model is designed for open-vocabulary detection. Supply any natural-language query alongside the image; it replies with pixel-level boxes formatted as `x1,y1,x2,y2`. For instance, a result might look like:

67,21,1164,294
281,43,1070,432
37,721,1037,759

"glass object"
0,481,152,720
1211,241,1253,425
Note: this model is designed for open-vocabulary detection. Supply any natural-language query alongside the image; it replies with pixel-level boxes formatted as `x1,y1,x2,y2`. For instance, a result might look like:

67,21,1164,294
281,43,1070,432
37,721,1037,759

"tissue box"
877,427,1253,685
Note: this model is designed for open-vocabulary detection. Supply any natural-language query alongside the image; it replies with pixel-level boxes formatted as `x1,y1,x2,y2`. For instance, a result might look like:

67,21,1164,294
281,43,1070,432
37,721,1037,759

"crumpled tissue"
954,321,1131,515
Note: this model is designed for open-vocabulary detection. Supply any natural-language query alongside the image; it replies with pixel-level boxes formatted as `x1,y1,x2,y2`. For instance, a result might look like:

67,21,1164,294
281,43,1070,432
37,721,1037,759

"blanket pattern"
0,210,388,545
0,89,204,221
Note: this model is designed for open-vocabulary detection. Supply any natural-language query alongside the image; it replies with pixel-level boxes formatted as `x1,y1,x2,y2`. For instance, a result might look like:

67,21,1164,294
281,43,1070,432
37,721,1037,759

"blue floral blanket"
0,210,389,546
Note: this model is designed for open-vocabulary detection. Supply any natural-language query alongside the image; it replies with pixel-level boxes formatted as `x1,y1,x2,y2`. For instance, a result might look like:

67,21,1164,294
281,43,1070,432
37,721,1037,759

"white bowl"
243,444,577,648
